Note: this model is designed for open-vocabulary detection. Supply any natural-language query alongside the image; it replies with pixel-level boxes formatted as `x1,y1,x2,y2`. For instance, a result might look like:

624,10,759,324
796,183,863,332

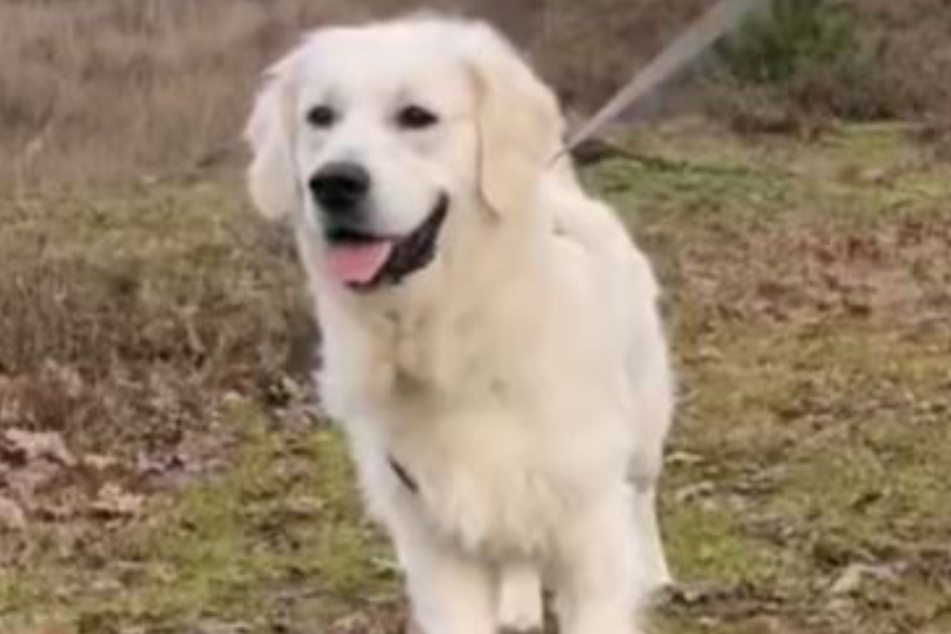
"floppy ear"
465,25,565,217
244,51,303,220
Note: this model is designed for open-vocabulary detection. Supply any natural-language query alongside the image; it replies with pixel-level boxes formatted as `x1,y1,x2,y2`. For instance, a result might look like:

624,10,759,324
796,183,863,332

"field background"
1,1,950,633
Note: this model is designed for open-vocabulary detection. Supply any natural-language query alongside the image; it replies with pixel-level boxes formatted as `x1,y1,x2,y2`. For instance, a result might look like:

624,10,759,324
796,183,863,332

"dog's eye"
306,105,337,129
397,105,439,130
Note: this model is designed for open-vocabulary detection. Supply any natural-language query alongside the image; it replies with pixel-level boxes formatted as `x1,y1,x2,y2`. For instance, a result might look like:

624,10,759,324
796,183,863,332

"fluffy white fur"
246,15,674,634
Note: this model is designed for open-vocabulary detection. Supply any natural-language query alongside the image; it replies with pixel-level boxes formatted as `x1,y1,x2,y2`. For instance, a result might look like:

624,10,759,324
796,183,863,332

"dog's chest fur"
320,287,632,557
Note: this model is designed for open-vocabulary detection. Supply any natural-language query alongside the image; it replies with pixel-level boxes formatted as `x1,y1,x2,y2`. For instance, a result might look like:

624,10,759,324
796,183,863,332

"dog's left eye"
306,105,337,129
397,105,439,130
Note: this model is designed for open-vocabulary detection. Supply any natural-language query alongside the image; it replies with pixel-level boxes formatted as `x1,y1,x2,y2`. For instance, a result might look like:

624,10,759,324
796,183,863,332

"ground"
1,123,949,634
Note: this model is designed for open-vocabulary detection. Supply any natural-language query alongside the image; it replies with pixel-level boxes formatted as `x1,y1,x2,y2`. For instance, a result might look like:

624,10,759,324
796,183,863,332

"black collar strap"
388,455,419,494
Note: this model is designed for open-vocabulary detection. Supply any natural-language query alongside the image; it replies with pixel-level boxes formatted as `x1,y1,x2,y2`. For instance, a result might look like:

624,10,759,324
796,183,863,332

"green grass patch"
0,406,396,633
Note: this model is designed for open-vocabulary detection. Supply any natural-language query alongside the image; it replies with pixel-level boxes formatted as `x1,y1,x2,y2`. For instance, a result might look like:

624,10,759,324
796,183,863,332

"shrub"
707,0,925,133
718,0,857,85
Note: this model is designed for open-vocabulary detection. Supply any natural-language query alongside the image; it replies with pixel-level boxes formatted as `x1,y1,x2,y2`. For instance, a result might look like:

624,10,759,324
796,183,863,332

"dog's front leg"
394,518,497,634
553,488,648,634
631,482,671,596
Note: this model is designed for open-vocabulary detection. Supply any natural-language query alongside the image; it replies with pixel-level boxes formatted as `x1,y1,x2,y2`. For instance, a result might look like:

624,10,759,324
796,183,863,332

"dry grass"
0,181,308,456
4,0,950,189
0,0,719,188
1,0,321,186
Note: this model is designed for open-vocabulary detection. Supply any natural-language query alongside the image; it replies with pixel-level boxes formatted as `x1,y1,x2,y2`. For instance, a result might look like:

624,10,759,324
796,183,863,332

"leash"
553,0,766,163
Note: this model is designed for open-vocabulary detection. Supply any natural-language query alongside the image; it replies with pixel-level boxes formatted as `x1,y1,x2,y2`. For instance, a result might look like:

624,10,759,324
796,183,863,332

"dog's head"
245,16,565,295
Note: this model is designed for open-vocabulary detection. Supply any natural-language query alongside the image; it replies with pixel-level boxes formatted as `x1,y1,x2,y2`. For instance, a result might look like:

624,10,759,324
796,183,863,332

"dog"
245,14,674,634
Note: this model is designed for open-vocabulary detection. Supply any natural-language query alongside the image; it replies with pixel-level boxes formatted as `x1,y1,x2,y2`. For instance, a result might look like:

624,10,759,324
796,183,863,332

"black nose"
309,162,371,213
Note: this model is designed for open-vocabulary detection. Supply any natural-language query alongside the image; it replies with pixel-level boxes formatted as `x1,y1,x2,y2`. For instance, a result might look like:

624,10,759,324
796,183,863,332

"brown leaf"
0,494,26,530
3,429,76,467
82,453,120,472
89,483,143,519
829,563,899,597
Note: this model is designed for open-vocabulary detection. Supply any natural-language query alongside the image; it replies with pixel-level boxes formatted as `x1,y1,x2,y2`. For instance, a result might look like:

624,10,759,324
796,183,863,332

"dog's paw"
498,593,543,632
498,563,543,633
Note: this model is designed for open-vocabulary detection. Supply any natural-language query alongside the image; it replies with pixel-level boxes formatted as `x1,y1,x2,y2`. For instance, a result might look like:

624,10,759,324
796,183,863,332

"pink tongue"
327,241,394,285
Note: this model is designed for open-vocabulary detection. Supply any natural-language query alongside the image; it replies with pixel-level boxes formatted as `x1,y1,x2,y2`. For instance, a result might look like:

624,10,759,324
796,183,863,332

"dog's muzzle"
321,192,450,292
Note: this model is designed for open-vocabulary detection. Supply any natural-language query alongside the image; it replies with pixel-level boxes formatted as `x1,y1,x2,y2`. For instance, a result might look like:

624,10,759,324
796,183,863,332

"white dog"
245,14,673,634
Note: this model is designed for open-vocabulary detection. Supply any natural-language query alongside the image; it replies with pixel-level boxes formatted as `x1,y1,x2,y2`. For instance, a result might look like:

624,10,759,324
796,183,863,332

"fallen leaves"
0,427,144,527
3,428,76,467
674,212,951,332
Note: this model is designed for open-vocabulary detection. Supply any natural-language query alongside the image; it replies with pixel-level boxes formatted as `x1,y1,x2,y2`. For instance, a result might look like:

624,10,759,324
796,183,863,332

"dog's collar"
388,455,419,494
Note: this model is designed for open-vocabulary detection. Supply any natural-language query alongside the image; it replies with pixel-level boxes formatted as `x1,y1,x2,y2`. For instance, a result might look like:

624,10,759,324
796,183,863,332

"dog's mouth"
324,194,449,292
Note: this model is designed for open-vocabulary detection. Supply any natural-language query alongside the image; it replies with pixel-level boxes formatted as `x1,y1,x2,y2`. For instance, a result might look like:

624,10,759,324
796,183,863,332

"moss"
664,504,781,586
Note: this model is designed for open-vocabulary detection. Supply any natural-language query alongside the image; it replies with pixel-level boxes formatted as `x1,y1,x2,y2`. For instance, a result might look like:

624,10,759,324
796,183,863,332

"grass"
0,0,711,188
0,178,306,453
1,404,397,634
606,121,951,634
6,0,950,189
2,123,951,633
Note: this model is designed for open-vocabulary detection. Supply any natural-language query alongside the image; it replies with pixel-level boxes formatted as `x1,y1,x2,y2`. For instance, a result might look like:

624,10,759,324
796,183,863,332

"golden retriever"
245,14,673,634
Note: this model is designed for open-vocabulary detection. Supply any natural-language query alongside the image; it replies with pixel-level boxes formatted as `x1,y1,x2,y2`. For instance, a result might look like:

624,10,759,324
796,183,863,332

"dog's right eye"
397,105,439,130
306,105,337,129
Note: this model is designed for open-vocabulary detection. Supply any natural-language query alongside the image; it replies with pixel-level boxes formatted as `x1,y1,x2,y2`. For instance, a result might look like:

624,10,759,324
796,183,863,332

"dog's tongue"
327,241,394,285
